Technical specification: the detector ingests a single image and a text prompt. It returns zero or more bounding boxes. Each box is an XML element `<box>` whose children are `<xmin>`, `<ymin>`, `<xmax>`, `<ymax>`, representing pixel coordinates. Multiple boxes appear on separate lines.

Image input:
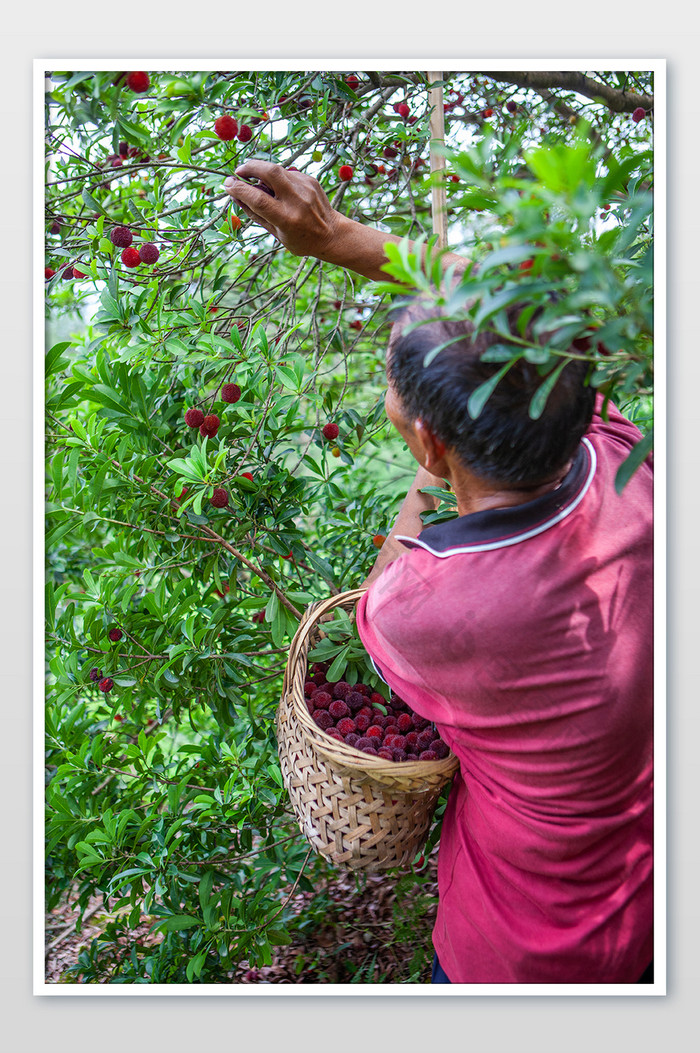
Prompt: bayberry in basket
<box><xmin>312</xmin><ymin>690</ymin><xmax>332</xmax><ymax>710</ymax></box>
<box><xmin>329</xmin><ymin>699</ymin><xmax>349</xmax><ymax>720</ymax></box>
<box><xmin>432</xmin><ymin>740</ymin><xmax>450</xmax><ymax>759</ymax></box>
<box><xmin>355</xmin><ymin>684</ymin><xmax>371</xmax><ymax>696</ymax></box>
<box><xmin>419</xmin><ymin>750</ymin><xmax>439</xmax><ymax>761</ymax></box>
<box><xmin>304</xmin><ymin>681</ymin><xmax>316</xmax><ymax>697</ymax></box>
<box><xmin>361</xmin><ymin>746</ymin><xmax>378</xmax><ymax>756</ymax></box>
<box><xmin>377</xmin><ymin>748</ymin><xmax>394</xmax><ymax>761</ymax></box>
<box><xmin>366</xmin><ymin>725</ymin><xmax>383</xmax><ymax>739</ymax></box>
<box><xmin>314</xmin><ymin>711</ymin><xmax>334</xmax><ymax>730</ymax></box>
<box><xmin>354</xmin><ymin>713</ymin><xmax>371</xmax><ymax>733</ymax></box>
<box><xmin>345</xmin><ymin>691</ymin><xmax>364</xmax><ymax>711</ymax></box>
<box><xmin>405</xmin><ymin>731</ymin><xmax>419</xmax><ymax>749</ymax></box>
<box><xmin>355</xmin><ymin>736</ymin><xmax>373</xmax><ymax>751</ymax></box>
<box><xmin>332</xmin><ymin>681</ymin><xmax>351</xmax><ymax>699</ymax></box>
<box><xmin>393</xmin><ymin>748</ymin><xmax>408</xmax><ymax>762</ymax></box>
<box><xmin>326</xmin><ymin>727</ymin><xmax>343</xmax><ymax>740</ymax></box>
<box><xmin>370</xmin><ymin>692</ymin><xmax>386</xmax><ymax>707</ymax></box>
<box><xmin>396</xmin><ymin>712</ymin><xmax>413</xmax><ymax>732</ymax></box>
<box><xmin>336</xmin><ymin>717</ymin><xmax>356</xmax><ymax>736</ymax></box>
<box><xmin>344</xmin><ymin>733</ymin><xmax>360</xmax><ymax>747</ymax></box>
<box><xmin>417</xmin><ymin>729</ymin><xmax>437</xmax><ymax>751</ymax></box>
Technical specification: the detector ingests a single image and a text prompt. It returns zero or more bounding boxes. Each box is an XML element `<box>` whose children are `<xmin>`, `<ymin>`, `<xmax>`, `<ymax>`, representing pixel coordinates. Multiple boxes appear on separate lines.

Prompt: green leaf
<box><xmin>614</xmin><ymin>428</ymin><xmax>653</xmax><ymax>494</ymax></box>
<box><xmin>82</xmin><ymin>187</ymin><xmax>108</xmax><ymax>216</ymax></box>
<box><xmin>46</xmin><ymin>341</ymin><xmax>72</xmax><ymax>377</ymax></box>
<box><xmin>467</xmin><ymin>356</ymin><xmax>522</xmax><ymax>419</ymax></box>
<box><xmin>528</xmin><ymin>360</ymin><xmax>567</xmax><ymax>420</ymax></box>
<box><xmin>153</xmin><ymin>914</ymin><xmax>201</xmax><ymax>933</ymax></box>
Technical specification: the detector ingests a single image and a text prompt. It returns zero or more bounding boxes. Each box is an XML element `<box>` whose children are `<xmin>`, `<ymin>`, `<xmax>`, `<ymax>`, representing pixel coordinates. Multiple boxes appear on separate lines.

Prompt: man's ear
<box><xmin>414</xmin><ymin>419</ymin><xmax>448</xmax><ymax>474</ymax></box>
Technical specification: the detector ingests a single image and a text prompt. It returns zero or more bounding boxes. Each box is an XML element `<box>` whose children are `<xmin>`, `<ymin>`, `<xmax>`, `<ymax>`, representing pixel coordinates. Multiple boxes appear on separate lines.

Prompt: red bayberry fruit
<box><xmin>221</xmin><ymin>383</ymin><xmax>241</xmax><ymax>403</ymax></box>
<box><xmin>333</xmin><ymin>682</ymin><xmax>351</xmax><ymax>699</ymax></box>
<box><xmin>229</xmin><ymin>214</ymin><xmax>242</xmax><ymax>232</ymax></box>
<box><xmin>312</xmin><ymin>691</ymin><xmax>332</xmax><ymax>710</ymax></box>
<box><xmin>336</xmin><ymin>717</ymin><xmax>356</xmax><ymax>736</ymax></box>
<box><xmin>506</xmin><ymin>101</ymin><xmax>517</xmax><ymax>113</ymax></box>
<box><xmin>349</xmin><ymin>320</ymin><xmax>363</xmax><ymax>331</ymax></box>
<box><xmin>314</xmin><ymin>710</ymin><xmax>334</xmax><ymax>730</ymax></box>
<box><xmin>98</xmin><ymin>677</ymin><xmax>114</xmax><ymax>693</ymax></box>
<box><xmin>345</xmin><ymin>74</ymin><xmax>360</xmax><ymax>90</ymax></box>
<box><xmin>126</xmin><ymin>71</ymin><xmax>150</xmax><ymax>93</ymax></box>
<box><xmin>240</xmin><ymin>471</ymin><xmax>254</xmax><ymax>481</ymax></box>
<box><xmin>139</xmin><ymin>242</ymin><xmax>160</xmax><ymax>264</ymax></box>
<box><xmin>210</xmin><ymin>488</ymin><xmax>229</xmax><ymax>508</ymax></box>
<box><xmin>111</xmin><ymin>226</ymin><xmax>133</xmax><ymax>251</ymax></box>
<box><xmin>238</xmin><ymin>124</ymin><xmax>253</xmax><ymax>143</ymax></box>
<box><xmin>62</xmin><ymin>266</ymin><xmax>74</xmax><ymax>279</ymax></box>
<box><xmin>304</xmin><ymin>681</ymin><xmax>316</xmax><ymax>697</ymax></box>
<box><xmin>632</xmin><ymin>107</ymin><xmax>646</xmax><ymax>123</ymax></box>
<box><xmin>396</xmin><ymin>713</ymin><xmax>413</xmax><ymax>732</ymax></box>
<box><xmin>483</xmin><ymin>108</ymin><xmax>493</xmax><ymax>118</ymax></box>
<box><xmin>372</xmin><ymin>534</ymin><xmax>386</xmax><ymax>548</ymax></box>
<box><xmin>214</xmin><ymin>115</ymin><xmax>238</xmax><ymax>140</ymax></box>
<box><xmin>338</xmin><ymin>165</ymin><xmax>354</xmax><ymax>181</ymax></box>
<box><xmin>329</xmin><ymin>699</ymin><xmax>350</xmax><ymax>720</ymax></box>
<box><xmin>121</xmin><ymin>247</ymin><xmax>141</xmax><ymax>268</ymax></box>
<box><xmin>344</xmin><ymin>733</ymin><xmax>360</xmax><ymax>748</ymax></box>
<box><xmin>108</xmin><ymin>627</ymin><xmax>123</xmax><ymax>642</ymax></box>
<box><xmin>432</xmin><ymin>740</ymin><xmax>450</xmax><ymax>759</ymax></box>
<box><xmin>419</xmin><ymin>750</ymin><xmax>438</xmax><ymax>761</ymax></box>
<box><xmin>392</xmin><ymin>748</ymin><xmax>407</xmax><ymax>762</ymax></box>
<box><xmin>200</xmin><ymin>414</ymin><xmax>220</xmax><ymax>437</ymax></box>
<box><xmin>45</xmin><ymin>267</ymin><xmax>55</xmax><ymax>279</ymax></box>
<box><xmin>89</xmin><ymin>667</ymin><xmax>102</xmax><ymax>682</ymax></box>
<box><xmin>366</xmin><ymin>725</ymin><xmax>383</xmax><ymax>739</ymax></box>
<box><xmin>322</xmin><ymin>422</ymin><xmax>339</xmax><ymax>440</ymax></box>
<box><xmin>383</xmin><ymin>145</ymin><xmax>398</xmax><ymax>159</ymax></box>
<box><xmin>185</xmin><ymin>408</ymin><xmax>205</xmax><ymax>428</ymax></box>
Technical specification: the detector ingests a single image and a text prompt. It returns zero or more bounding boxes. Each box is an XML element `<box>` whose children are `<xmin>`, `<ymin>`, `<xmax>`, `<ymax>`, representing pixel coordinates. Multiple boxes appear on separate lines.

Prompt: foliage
<box><xmin>43</xmin><ymin>68</ymin><xmax>654</xmax><ymax>983</ymax></box>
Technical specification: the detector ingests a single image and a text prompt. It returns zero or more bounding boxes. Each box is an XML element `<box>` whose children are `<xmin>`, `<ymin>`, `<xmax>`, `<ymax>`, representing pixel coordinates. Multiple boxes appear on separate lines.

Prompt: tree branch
<box><xmin>482</xmin><ymin>71</ymin><xmax>653</xmax><ymax>113</ymax></box>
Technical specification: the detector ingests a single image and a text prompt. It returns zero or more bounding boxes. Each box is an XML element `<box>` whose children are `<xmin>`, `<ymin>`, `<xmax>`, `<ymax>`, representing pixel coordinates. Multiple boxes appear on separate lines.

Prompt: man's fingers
<box><xmin>232</xmin><ymin>159</ymin><xmax>290</xmax><ymax>193</ymax></box>
<box><xmin>224</xmin><ymin>176</ymin><xmax>283</xmax><ymax>216</ymax></box>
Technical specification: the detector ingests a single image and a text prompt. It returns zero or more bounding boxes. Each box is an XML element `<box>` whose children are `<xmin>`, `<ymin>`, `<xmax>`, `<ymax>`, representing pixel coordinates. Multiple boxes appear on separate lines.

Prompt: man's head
<box><xmin>385</xmin><ymin>299</ymin><xmax>596</xmax><ymax>489</ymax></box>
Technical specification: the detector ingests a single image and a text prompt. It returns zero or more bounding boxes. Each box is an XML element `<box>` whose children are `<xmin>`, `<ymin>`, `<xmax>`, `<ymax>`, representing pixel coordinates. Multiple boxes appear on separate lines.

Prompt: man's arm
<box><xmin>223</xmin><ymin>160</ymin><xmax>468</xmax><ymax>283</ymax></box>
<box><xmin>362</xmin><ymin>466</ymin><xmax>447</xmax><ymax>587</ymax></box>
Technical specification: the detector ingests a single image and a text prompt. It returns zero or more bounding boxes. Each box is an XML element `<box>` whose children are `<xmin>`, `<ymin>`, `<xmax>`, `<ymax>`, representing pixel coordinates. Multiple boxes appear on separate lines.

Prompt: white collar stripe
<box><xmin>397</xmin><ymin>439</ymin><xmax>597</xmax><ymax>558</ymax></box>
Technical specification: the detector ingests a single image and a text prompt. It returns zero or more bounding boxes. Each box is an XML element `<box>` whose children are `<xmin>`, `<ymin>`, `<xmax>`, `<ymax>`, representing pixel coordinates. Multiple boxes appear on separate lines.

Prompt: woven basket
<box><xmin>276</xmin><ymin>588</ymin><xmax>459</xmax><ymax>872</ymax></box>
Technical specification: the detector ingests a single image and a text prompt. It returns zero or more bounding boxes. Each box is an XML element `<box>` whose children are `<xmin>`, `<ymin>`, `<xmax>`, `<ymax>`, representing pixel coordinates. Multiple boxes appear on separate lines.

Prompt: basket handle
<box><xmin>282</xmin><ymin>587</ymin><xmax>368</xmax><ymax>697</ymax></box>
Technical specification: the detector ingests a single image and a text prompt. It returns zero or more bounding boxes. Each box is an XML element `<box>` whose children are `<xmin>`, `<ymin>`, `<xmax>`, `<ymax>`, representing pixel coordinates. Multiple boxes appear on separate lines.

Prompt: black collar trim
<box><xmin>397</xmin><ymin>438</ymin><xmax>596</xmax><ymax>557</ymax></box>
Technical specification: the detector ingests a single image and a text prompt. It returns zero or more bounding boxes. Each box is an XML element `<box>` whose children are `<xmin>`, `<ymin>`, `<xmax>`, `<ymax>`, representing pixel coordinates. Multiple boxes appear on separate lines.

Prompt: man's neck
<box><xmin>450</xmin><ymin>461</ymin><xmax>573</xmax><ymax>517</ymax></box>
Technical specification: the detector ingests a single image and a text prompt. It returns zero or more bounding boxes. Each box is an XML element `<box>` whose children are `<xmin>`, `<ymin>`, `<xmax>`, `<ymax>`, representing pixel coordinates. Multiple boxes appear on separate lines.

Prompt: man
<box><xmin>225</xmin><ymin>162</ymin><xmax>654</xmax><ymax>985</ymax></box>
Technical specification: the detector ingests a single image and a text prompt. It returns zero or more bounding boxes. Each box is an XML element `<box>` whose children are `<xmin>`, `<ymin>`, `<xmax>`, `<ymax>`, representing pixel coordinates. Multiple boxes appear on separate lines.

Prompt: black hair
<box><xmin>386</xmin><ymin>300</ymin><xmax>596</xmax><ymax>488</ymax></box>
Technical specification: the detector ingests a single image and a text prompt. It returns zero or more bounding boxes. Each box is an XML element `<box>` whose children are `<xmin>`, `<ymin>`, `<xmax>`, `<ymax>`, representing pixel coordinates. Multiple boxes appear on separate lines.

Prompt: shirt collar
<box><xmin>397</xmin><ymin>438</ymin><xmax>596</xmax><ymax>557</ymax></box>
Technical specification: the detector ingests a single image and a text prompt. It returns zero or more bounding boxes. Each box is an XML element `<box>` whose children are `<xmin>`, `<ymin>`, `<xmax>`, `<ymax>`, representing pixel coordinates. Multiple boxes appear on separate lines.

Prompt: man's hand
<box><xmin>224</xmin><ymin>159</ymin><xmax>469</xmax><ymax>283</ymax></box>
<box><xmin>224</xmin><ymin>161</ymin><xmax>342</xmax><ymax>261</ymax></box>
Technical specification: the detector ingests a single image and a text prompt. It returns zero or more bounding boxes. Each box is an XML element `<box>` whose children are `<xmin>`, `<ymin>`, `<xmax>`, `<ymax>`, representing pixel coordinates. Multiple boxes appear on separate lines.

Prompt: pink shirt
<box><xmin>356</xmin><ymin>398</ymin><xmax>653</xmax><ymax>983</ymax></box>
